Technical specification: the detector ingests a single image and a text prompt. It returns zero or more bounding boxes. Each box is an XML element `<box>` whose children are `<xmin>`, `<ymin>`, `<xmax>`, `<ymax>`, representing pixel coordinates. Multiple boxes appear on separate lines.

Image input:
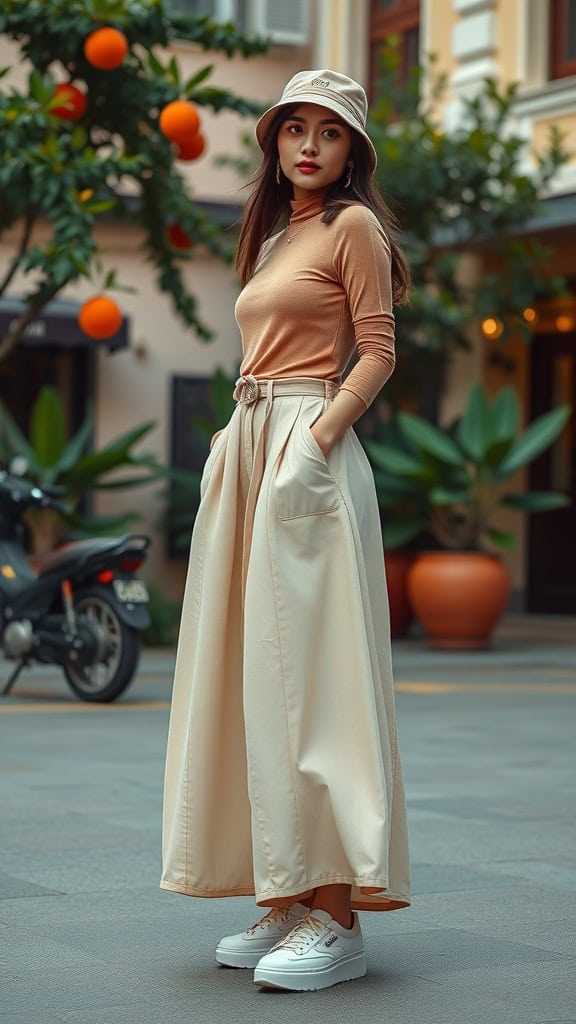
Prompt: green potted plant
<box><xmin>0</xmin><ymin>386</ymin><xmax>159</xmax><ymax>555</ymax></box>
<box><xmin>364</xmin><ymin>384</ymin><xmax>571</xmax><ymax>648</ymax></box>
<box><xmin>361</xmin><ymin>418</ymin><xmax>427</xmax><ymax>637</ymax></box>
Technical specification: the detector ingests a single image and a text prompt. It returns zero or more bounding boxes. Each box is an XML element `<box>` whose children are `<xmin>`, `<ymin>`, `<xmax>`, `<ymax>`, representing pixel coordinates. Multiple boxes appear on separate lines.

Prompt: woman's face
<box><xmin>276</xmin><ymin>102</ymin><xmax>352</xmax><ymax>198</ymax></box>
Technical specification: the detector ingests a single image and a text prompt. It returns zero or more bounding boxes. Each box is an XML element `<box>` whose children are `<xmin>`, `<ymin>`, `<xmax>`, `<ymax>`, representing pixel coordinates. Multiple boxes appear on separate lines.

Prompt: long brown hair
<box><xmin>235</xmin><ymin>104</ymin><xmax>410</xmax><ymax>305</ymax></box>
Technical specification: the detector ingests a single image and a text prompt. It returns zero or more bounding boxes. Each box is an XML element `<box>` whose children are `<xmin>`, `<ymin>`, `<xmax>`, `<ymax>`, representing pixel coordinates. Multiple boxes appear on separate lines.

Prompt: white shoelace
<box><xmin>272</xmin><ymin>912</ymin><xmax>326</xmax><ymax>954</ymax></box>
<box><xmin>246</xmin><ymin>907</ymin><xmax>294</xmax><ymax>933</ymax></box>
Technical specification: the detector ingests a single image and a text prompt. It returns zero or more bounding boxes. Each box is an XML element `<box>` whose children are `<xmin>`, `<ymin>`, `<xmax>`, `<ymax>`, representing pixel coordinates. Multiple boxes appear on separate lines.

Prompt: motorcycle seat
<box><xmin>36</xmin><ymin>536</ymin><xmax>135</xmax><ymax>577</ymax></box>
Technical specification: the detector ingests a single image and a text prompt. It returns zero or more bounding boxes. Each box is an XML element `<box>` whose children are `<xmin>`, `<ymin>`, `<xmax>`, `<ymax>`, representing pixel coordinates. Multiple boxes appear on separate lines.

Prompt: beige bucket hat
<box><xmin>256</xmin><ymin>69</ymin><xmax>377</xmax><ymax>173</ymax></box>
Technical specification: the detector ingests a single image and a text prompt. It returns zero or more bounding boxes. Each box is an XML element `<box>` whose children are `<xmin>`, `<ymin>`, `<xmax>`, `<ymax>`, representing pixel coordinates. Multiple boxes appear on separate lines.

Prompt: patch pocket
<box><xmin>274</xmin><ymin>415</ymin><xmax>341</xmax><ymax>521</ymax></box>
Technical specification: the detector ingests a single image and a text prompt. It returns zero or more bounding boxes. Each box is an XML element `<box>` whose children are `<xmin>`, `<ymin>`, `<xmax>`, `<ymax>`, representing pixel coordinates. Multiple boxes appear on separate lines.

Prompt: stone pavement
<box><xmin>1</xmin><ymin>614</ymin><xmax>575</xmax><ymax>1024</ymax></box>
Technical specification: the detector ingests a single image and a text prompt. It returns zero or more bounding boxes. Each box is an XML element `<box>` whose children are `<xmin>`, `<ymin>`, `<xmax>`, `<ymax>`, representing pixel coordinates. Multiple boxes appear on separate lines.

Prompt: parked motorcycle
<box><xmin>0</xmin><ymin>468</ymin><xmax>150</xmax><ymax>702</ymax></box>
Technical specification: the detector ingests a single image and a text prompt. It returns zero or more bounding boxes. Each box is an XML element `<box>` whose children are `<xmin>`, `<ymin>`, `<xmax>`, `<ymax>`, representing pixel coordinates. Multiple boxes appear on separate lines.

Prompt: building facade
<box><xmin>1</xmin><ymin>0</ymin><xmax>574</xmax><ymax>609</ymax></box>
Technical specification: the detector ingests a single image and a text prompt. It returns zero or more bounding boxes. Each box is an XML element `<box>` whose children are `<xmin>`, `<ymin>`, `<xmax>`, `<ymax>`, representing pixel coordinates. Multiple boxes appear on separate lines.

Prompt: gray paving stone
<box><xmin>1</xmin><ymin>621</ymin><xmax>575</xmax><ymax>1024</ymax></box>
<box><xmin>0</xmin><ymin>848</ymin><xmax>162</xmax><ymax>896</ymax></box>
<box><xmin>423</xmin><ymin>960</ymin><xmax>576</xmax><ymax>1017</ymax></box>
<box><xmin>364</xmin><ymin>927</ymin><xmax>570</xmax><ymax>975</ymax></box>
<box><xmin>410</xmin><ymin>861</ymin><xmax>519</xmax><ymax>893</ymax></box>
<box><xmin>0</xmin><ymin>1016</ymin><xmax>63</xmax><ymax>1024</ymax></box>
<box><xmin>0</xmin><ymin>873</ymin><xmax>62</xmax><ymax>900</ymax></box>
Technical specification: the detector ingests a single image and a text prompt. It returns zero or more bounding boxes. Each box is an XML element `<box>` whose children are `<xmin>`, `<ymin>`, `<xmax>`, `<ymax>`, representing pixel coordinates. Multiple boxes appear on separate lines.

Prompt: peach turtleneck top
<box><xmin>234</xmin><ymin>190</ymin><xmax>396</xmax><ymax>409</ymax></box>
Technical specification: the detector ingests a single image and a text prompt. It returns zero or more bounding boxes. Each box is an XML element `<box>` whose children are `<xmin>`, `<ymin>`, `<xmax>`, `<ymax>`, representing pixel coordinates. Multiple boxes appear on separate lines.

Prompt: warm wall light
<box><xmin>523</xmin><ymin>307</ymin><xmax>537</xmax><ymax>323</ymax></box>
<box><xmin>481</xmin><ymin>316</ymin><xmax>504</xmax><ymax>338</ymax></box>
<box><xmin>555</xmin><ymin>315</ymin><xmax>575</xmax><ymax>332</ymax></box>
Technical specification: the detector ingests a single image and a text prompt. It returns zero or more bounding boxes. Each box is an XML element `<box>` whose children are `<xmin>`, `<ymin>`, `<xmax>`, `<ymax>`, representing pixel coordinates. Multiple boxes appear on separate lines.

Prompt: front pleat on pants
<box><xmin>161</xmin><ymin>377</ymin><xmax>411</xmax><ymax>912</ymax></box>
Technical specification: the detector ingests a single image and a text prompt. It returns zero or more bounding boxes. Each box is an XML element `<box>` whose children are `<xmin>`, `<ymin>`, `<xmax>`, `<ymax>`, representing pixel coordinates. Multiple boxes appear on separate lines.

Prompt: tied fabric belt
<box><xmin>233</xmin><ymin>374</ymin><xmax>339</xmax><ymax>406</ymax></box>
<box><xmin>232</xmin><ymin>375</ymin><xmax>340</xmax><ymax>594</ymax></box>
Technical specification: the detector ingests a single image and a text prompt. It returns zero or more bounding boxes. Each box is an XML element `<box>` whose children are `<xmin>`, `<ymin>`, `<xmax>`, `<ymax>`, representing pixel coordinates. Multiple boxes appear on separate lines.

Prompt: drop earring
<box><xmin>276</xmin><ymin>159</ymin><xmax>281</xmax><ymax>185</ymax></box>
<box><xmin>344</xmin><ymin>164</ymin><xmax>353</xmax><ymax>189</ymax></box>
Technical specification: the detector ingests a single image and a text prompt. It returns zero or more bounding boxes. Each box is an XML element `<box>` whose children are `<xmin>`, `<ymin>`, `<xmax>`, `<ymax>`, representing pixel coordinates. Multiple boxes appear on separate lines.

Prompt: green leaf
<box><xmin>43</xmin><ymin>134</ymin><xmax>60</xmax><ymax>159</ymax></box>
<box><xmin>372</xmin><ymin>470</ymin><xmax>422</xmax><ymax>502</ymax></box>
<box><xmin>398</xmin><ymin>412</ymin><xmax>465</xmax><ymax>466</ymax></box>
<box><xmin>84</xmin><ymin>199</ymin><xmax>117</xmax><ymax>214</ymax></box>
<box><xmin>482</xmin><ymin>437</ymin><xmax>514</xmax><ymax>470</ymax></box>
<box><xmin>382</xmin><ymin>518</ymin><xmax>426</xmax><ymax>549</ymax></box>
<box><xmin>185</xmin><ymin>64</ymin><xmax>213</xmax><ymax>92</ymax></box>
<box><xmin>65</xmin><ymin>422</ymin><xmax>157</xmax><ymax>491</ymax></box>
<box><xmin>93</xmin><ymin>421</ymin><xmax>157</xmax><ymax>456</ymax></box>
<box><xmin>429</xmin><ymin>487</ymin><xmax>472</xmax><ymax>505</ymax></box>
<box><xmin>147</xmin><ymin>51</ymin><xmax>165</xmax><ymax>76</ymax></box>
<box><xmin>91</xmin><ymin>472</ymin><xmax>159</xmax><ymax>490</ymax></box>
<box><xmin>364</xmin><ymin>440</ymin><xmax>431</xmax><ymax>478</ymax></box>
<box><xmin>502</xmin><ymin>491</ymin><xmax>571</xmax><ymax>511</ymax></box>
<box><xmin>70</xmin><ymin>125</ymin><xmax>87</xmax><ymax>150</ymax></box>
<box><xmin>29</xmin><ymin>69</ymin><xmax>52</xmax><ymax>104</ymax></box>
<box><xmin>168</xmin><ymin>56</ymin><xmax>180</xmax><ymax>87</ymax></box>
<box><xmin>491</xmin><ymin>387</ymin><xmax>519</xmax><ymax>442</ymax></box>
<box><xmin>498</xmin><ymin>405</ymin><xmax>571</xmax><ymax>477</ymax></box>
<box><xmin>457</xmin><ymin>384</ymin><xmax>493</xmax><ymax>461</ymax></box>
<box><xmin>30</xmin><ymin>387</ymin><xmax>66</xmax><ymax>467</ymax></box>
<box><xmin>57</xmin><ymin>412</ymin><xmax>94</xmax><ymax>475</ymax></box>
<box><xmin>0</xmin><ymin>403</ymin><xmax>39</xmax><ymax>473</ymax></box>
<box><xmin>487</xmin><ymin>527</ymin><xmax>517</xmax><ymax>549</ymax></box>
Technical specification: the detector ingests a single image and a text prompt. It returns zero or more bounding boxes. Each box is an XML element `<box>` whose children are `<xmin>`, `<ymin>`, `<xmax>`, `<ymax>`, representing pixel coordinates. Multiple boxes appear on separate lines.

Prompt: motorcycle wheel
<box><xmin>63</xmin><ymin>587</ymin><xmax>141</xmax><ymax>703</ymax></box>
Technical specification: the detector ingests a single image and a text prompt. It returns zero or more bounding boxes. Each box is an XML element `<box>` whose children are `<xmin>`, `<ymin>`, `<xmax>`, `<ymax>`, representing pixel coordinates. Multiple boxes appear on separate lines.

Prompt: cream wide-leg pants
<box><xmin>160</xmin><ymin>376</ymin><xmax>411</xmax><ymax>912</ymax></box>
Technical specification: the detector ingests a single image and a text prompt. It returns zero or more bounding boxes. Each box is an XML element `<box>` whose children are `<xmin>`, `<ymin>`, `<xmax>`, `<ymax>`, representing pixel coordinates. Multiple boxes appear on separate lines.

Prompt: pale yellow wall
<box><xmin>426</xmin><ymin>0</ymin><xmax>457</xmax><ymax>76</ymax></box>
<box><xmin>424</xmin><ymin>0</ymin><xmax>458</xmax><ymax>115</ymax></box>
<box><xmin>170</xmin><ymin>44</ymin><xmax>310</xmax><ymax>202</ymax></box>
<box><xmin>496</xmin><ymin>0</ymin><xmax>521</xmax><ymax>86</ymax></box>
<box><xmin>533</xmin><ymin>112</ymin><xmax>576</xmax><ymax>158</ymax></box>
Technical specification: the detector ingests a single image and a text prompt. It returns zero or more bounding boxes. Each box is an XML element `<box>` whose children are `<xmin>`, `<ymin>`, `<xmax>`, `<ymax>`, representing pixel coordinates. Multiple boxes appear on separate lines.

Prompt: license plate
<box><xmin>112</xmin><ymin>579</ymin><xmax>149</xmax><ymax>603</ymax></box>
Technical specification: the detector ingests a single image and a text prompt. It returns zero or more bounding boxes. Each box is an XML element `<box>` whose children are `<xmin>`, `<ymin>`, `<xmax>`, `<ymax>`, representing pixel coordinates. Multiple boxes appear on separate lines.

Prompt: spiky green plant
<box><xmin>365</xmin><ymin>384</ymin><xmax>571</xmax><ymax>551</ymax></box>
<box><xmin>0</xmin><ymin>385</ymin><xmax>159</xmax><ymax>553</ymax></box>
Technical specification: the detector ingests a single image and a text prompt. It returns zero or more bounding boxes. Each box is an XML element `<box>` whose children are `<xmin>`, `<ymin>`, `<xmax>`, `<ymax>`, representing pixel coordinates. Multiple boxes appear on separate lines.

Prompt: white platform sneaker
<box><xmin>253</xmin><ymin>908</ymin><xmax>367</xmax><ymax>991</ymax></box>
<box><xmin>215</xmin><ymin>903</ymin><xmax>309</xmax><ymax>968</ymax></box>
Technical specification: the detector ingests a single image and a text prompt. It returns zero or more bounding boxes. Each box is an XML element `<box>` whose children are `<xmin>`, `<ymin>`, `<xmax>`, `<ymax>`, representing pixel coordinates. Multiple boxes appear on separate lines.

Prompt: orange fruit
<box><xmin>78</xmin><ymin>295</ymin><xmax>123</xmax><ymax>339</ymax></box>
<box><xmin>167</xmin><ymin>223</ymin><xmax>193</xmax><ymax>250</ymax></box>
<box><xmin>159</xmin><ymin>100</ymin><xmax>200</xmax><ymax>143</ymax></box>
<box><xmin>84</xmin><ymin>27</ymin><xmax>128</xmax><ymax>70</ymax></box>
<box><xmin>174</xmin><ymin>132</ymin><xmax>205</xmax><ymax>161</ymax></box>
<box><xmin>51</xmin><ymin>83</ymin><xmax>88</xmax><ymax>121</ymax></box>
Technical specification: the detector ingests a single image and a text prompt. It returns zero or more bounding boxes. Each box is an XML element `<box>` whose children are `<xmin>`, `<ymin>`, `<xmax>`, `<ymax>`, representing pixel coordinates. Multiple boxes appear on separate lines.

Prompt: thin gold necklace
<box><xmin>286</xmin><ymin>212</ymin><xmax>320</xmax><ymax>244</ymax></box>
<box><xmin>286</xmin><ymin>223</ymin><xmax>306</xmax><ymax>244</ymax></box>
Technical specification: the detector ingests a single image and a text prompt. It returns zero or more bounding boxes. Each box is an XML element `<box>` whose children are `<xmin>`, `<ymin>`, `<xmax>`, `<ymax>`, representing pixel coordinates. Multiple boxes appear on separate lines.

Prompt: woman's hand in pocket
<box><xmin>309</xmin><ymin>420</ymin><xmax>333</xmax><ymax>457</ymax></box>
<box><xmin>310</xmin><ymin>390</ymin><xmax>367</xmax><ymax>457</ymax></box>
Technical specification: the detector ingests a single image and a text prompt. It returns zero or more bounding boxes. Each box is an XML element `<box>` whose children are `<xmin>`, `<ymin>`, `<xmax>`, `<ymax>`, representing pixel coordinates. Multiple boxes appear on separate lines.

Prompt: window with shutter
<box><xmin>169</xmin><ymin>0</ymin><xmax>219</xmax><ymax>15</ymax></box>
<box><xmin>550</xmin><ymin>0</ymin><xmax>576</xmax><ymax>79</ymax></box>
<box><xmin>252</xmin><ymin>0</ymin><xmax>309</xmax><ymax>44</ymax></box>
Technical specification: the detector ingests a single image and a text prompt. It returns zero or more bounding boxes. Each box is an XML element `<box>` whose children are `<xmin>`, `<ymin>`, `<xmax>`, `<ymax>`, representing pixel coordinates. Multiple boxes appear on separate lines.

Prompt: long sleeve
<box><xmin>332</xmin><ymin>206</ymin><xmax>396</xmax><ymax>409</ymax></box>
<box><xmin>235</xmin><ymin>195</ymin><xmax>397</xmax><ymax>405</ymax></box>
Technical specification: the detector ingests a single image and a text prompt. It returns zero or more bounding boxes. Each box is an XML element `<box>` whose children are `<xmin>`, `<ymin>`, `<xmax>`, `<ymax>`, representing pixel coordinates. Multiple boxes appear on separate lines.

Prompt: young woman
<box><xmin>161</xmin><ymin>69</ymin><xmax>411</xmax><ymax>992</ymax></box>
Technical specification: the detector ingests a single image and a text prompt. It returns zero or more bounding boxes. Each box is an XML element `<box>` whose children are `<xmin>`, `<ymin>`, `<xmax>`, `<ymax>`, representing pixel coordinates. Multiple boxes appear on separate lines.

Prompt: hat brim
<box><xmin>256</xmin><ymin>96</ymin><xmax>377</xmax><ymax>174</ymax></box>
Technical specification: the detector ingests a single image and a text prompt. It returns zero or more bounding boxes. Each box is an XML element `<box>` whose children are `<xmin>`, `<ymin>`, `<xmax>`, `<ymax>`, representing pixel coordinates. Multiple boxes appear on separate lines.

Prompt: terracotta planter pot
<box><xmin>407</xmin><ymin>551</ymin><xmax>511</xmax><ymax>649</ymax></box>
<box><xmin>384</xmin><ymin>549</ymin><xmax>415</xmax><ymax>638</ymax></box>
